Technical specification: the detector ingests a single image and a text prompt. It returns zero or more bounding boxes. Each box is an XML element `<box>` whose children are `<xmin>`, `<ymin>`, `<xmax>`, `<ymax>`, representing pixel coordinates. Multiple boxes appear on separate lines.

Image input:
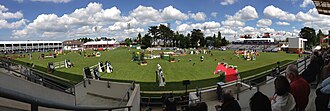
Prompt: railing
<box><xmin>0</xmin><ymin>58</ymin><xmax>75</xmax><ymax>95</ymax></box>
<box><xmin>241</xmin><ymin>56</ymin><xmax>310</xmax><ymax>91</ymax></box>
<box><xmin>0</xmin><ymin>87</ymin><xmax>132</xmax><ymax>111</ymax></box>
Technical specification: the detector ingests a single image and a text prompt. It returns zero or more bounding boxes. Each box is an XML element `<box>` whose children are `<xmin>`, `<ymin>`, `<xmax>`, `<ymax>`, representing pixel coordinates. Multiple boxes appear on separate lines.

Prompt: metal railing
<box><xmin>0</xmin><ymin>87</ymin><xmax>132</xmax><ymax>111</ymax></box>
<box><xmin>0</xmin><ymin>58</ymin><xmax>75</xmax><ymax>95</ymax></box>
<box><xmin>241</xmin><ymin>56</ymin><xmax>311</xmax><ymax>91</ymax></box>
<box><xmin>0</xmin><ymin>58</ymin><xmax>136</xmax><ymax>111</ymax></box>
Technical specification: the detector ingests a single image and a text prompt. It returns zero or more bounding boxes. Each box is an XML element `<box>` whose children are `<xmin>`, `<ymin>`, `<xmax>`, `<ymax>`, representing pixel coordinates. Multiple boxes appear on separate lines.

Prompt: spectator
<box><xmin>301</xmin><ymin>55</ymin><xmax>322</xmax><ymax>83</ymax></box>
<box><xmin>315</xmin><ymin>76</ymin><xmax>330</xmax><ymax>111</ymax></box>
<box><xmin>249</xmin><ymin>91</ymin><xmax>271</xmax><ymax>111</ymax></box>
<box><xmin>270</xmin><ymin>76</ymin><xmax>296</xmax><ymax>111</ymax></box>
<box><xmin>215</xmin><ymin>90</ymin><xmax>241</xmax><ymax>111</ymax></box>
<box><xmin>164</xmin><ymin>93</ymin><xmax>177</xmax><ymax>111</ymax></box>
<box><xmin>286</xmin><ymin>64</ymin><xmax>310</xmax><ymax>111</ymax></box>
<box><xmin>216</xmin><ymin>82</ymin><xmax>223</xmax><ymax>101</ymax></box>
<box><xmin>321</xmin><ymin>60</ymin><xmax>330</xmax><ymax>81</ymax></box>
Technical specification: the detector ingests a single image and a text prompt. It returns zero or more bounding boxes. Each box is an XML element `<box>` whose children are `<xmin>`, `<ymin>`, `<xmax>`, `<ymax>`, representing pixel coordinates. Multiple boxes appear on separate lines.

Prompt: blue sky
<box><xmin>0</xmin><ymin>0</ymin><xmax>328</xmax><ymax>41</ymax></box>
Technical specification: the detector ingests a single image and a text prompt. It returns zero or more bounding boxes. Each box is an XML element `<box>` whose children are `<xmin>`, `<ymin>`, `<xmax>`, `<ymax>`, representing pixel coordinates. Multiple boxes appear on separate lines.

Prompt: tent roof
<box><xmin>312</xmin><ymin>0</ymin><xmax>330</xmax><ymax>15</ymax></box>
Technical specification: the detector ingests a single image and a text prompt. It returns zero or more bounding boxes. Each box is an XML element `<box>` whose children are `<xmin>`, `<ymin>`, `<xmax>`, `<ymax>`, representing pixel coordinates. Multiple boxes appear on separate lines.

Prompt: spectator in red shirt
<box><xmin>286</xmin><ymin>64</ymin><xmax>310</xmax><ymax>111</ymax></box>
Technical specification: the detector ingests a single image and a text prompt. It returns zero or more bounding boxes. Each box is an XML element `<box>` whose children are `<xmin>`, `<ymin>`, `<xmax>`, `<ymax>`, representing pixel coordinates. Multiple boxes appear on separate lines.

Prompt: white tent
<box><xmin>314</xmin><ymin>46</ymin><xmax>321</xmax><ymax>50</ymax></box>
<box><xmin>281</xmin><ymin>44</ymin><xmax>288</xmax><ymax>48</ymax></box>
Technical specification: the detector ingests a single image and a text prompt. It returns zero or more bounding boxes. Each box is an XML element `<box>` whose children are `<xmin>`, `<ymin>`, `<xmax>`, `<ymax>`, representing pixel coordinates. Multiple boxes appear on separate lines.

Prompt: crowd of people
<box><xmin>158</xmin><ymin>49</ymin><xmax>330</xmax><ymax>111</ymax></box>
<box><xmin>212</xmin><ymin>48</ymin><xmax>330</xmax><ymax>111</ymax></box>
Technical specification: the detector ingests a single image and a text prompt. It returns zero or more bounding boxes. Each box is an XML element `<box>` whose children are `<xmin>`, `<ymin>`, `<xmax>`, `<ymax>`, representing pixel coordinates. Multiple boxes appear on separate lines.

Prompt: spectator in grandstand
<box><xmin>185</xmin><ymin>102</ymin><xmax>208</xmax><ymax>111</ymax></box>
<box><xmin>249</xmin><ymin>91</ymin><xmax>271</xmax><ymax>111</ymax></box>
<box><xmin>321</xmin><ymin>60</ymin><xmax>330</xmax><ymax>81</ymax></box>
<box><xmin>315</xmin><ymin>76</ymin><xmax>330</xmax><ymax>111</ymax></box>
<box><xmin>215</xmin><ymin>90</ymin><xmax>241</xmax><ymax>111</ymax></box>
<box><xmin>164</xmin><ymin>93</ymin><xmax>177</xmax><ymax>111</ymax></box>
<box><xmin>301</xmin><ymin>55</ymin><xmax>322</xmax><ymax>83</ymax></box>
<box><xmin>216</xmin><ymin>83</ymin><xmax>223</xmax><ymax>101</ymax></box>
<box><xmin>270</xmin><ymin>76</ymin><xmax>296</xmax><ymax>111</ymax></box>
<box><xmin>286</xmin><ymin>64</ymin><xmax>310</xmax><ymax>111</ymax></box>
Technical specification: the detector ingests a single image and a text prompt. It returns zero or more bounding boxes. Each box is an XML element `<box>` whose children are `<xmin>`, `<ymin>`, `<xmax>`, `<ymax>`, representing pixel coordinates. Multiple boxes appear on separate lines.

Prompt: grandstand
<box><xmin>0</xmin><ymin>41</ymin><xmax>62</xmax><ymax>54</ymax></box>
<box><xmin>0</xmin><ymin>58</ymin><xmax>140</xmax><ymax>111</ymax></box>
<box><xmin>227</xmin><ymin>38</ymin><xmax>279</xmax><ymax>52</ymax></box>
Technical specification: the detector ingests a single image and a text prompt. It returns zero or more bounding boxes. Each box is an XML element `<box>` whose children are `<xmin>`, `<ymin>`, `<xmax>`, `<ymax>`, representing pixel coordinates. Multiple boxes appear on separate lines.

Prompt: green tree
<box><xmin>191</xmin><ymin>29</ymin><xmax>204</xmax><ymax>48</ymax></box>
<box><xmin>148</xmin><ymin>26</ymin><xmax>159</xmax><ymax>46</ymax></box>
<box><xmin>142</xmin><ymin>34</ymin><xmax>152</xmax><ymax>47</ymax></box>
<box><xmin>124</xmin><ymin>38</ymin><xmax>132</xmax><ymax>47</ymax></box>
<box><xmin>221</xmin><ymin>37</ymin><xmax>230</xmax><ymax>46</ymax></box>
<box><xmin>137</xmin><ymin>33</ymin><xmax>142</xmax><ymax>45</ymax></box>
<box><xmin>299</xmin><ymin>27</ymin><xmax>316</xmax><ymax>48</ymax></box>
<box><xmin>317</xmin><ymin>29</ymin><xmax>324</xmax><ymax>45</ymax></box>
<box><xmin>158</xmin><ymin>24</ymin><xmax>174</xmax><ymax>47</ymax></box>
<box><xmin>205</xmin><ymin>36</ymin><xmax>214</xmax><ymax>47</ymax></box>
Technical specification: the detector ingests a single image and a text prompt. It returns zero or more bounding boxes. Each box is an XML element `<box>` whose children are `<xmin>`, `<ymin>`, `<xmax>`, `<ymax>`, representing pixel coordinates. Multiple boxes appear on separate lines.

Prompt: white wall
<box><xmin>74</xmin><ymin>79</ymin><xmax>140</xmax><ymax>110</ymax></box>
<box><xmin>0</xmin><ymin>72</ymin><xmax>75</xmax><ymax>105</ymax></box>
<box><xmin>288</xmin><ymin>38</ymin><xmax>299</xmax><ymax>48</ymax></box>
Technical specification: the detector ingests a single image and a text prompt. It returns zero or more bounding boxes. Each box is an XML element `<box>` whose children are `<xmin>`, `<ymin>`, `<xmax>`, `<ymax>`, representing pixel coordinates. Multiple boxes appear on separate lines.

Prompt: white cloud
<box><xmin>11</xmin><ymin>3</ymin><xmax>192</xmax><ymax>40</ymax></box>
<box><xmin>229</xmin><ymin>5</ymin><xmax>258</xmax><ymax>21</ymax></box>
<box><xmin>31</xmin><ymin>0</ymin><xmax>71</xmax><ymax>3</ymax></box>
<box><xmin>220</xmin><ymin>0</ymin><xmax>237</xmax><ymax>5</ymax></box>
<box><xmin>175</xmin><ymin>21</ymin><xmax>221</xmax><ymax>36</ymax></box>
<box><xmin>239</xmin><ymin>26</ymin><xmax>256</xmax><ymax>35</ymax></box>
<box><xmin>256</xmin><ymin>19</ymin><xmax>272</xmax><ymax>27</ymax></box>
<box><xmin>0</xmin><ymin>4</ymin><xmax>27</xmax><ymax>29</ymax></box>
<box><xmin>221</xmin><ymin>20</ymin><xmax>245</xmax><ymax>27</ymax></box>
<box><xmin>263</xmin><ymin>5</ymin><xmax>296</xmax><ymax>21</ymax></box>
<box><xmin>211</xmin><ymin>12</ymin><xmax>218</xmax><ymax>18</ymax></box>
<box><xmin>300</xmin><ymin>0</ymin><xmax>313</xmax><ymax>8</ymax></box>
<box><xmin>175</xmin><ymin>20</ymin><xmax>182</xmax><ymax>25</ymax></box>
<box><xmin>0</xmin><ymin>19</ymin><xmax>28</xmax><ymax>29</ymax></box>
<box><xmin>161</xmin><ymin>6</ymin><xmax>189</xmax><ymax>21</ymax></box>
<box><xmin>295</xmin><ymin>8</ymin><xmax>330</xmax><ymax>33</ymax></box>
<box><xmin>0</xmin><ymin>5</ymin><xmax>8</xmax><ymax>12</ymax></box>
<box><xmin>190</xmin><ymin>12</ymin><xmax>207</xmax><ymax>21</ymax></box>
<box><xmin>276</xmin><ymin>21</ymin><xmax>290</xmax><ymax>26</ymax></box>
<box><xmin>220</xmin><ymin>6</ymin><xmax>257</xmax><ymax>29</ymax></box>
<box><xmin>259</xmin><ymin>27</ymin><xmax>276</xmax><ymax>33</ymax></box>
<box><xmin>13</xmin><ymin>0</ymin><xmax>24</xmax><ymax>3</ymax></box>
<box><xmin>130</xmin><ymin>5</ymin><xmax>161</xmax><ymax>24</ymax></box>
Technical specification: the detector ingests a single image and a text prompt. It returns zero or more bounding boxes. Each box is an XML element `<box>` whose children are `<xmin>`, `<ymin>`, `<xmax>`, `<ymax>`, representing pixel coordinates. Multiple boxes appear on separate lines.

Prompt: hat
<box><xmin>217</xmin><ymin>82</ymin><xmax>224</xmax><ymax>86</ymax></box>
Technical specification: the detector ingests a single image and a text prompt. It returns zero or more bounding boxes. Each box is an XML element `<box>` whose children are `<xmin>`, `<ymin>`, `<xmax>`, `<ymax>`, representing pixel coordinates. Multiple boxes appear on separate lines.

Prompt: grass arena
<box><xmin>7</xmin><ymin>47</ymin><xmax>298</xmax><ymax>92</ymax></box>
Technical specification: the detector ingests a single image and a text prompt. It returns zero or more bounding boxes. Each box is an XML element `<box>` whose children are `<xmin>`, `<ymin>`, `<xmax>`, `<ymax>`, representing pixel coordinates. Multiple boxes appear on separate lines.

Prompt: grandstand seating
<box><xmin>226</xmin><ymin>44</ymin><xmax>278</xmax><ymax>52</ymax></box>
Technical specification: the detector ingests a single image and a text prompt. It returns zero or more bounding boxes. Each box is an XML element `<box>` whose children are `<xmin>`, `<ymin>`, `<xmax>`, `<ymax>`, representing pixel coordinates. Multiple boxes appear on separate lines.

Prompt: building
<box><xmin>235</xmin><ymin>38</ymin><xmax>275</xmax><ymax>44</ymax></box>
<box><xmin>0</xmin><ymin>41</ymin><xmax>62</xmax><ymax>53</ymax></box>
<box><xmin>288</xmin><ymin>38</ymin><xmax>307</xmax><ymax>53</ymax></box>
<box><xmin>63</xmin><ymin>40</ymin><xmax>84</xmax><ymax>51</ymax></box>
<box><xmin>83</xmin><ymin>37</ymin><xmax>119</xmax><ymax>50</ymax></box>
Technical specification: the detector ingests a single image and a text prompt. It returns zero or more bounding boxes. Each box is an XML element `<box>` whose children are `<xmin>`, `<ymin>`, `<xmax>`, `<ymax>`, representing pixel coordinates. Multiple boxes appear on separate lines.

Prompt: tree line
<box><xmin>127</xmin><ymin>24</ymin><xmax>229</xmax><ymax>48</ymax></box>
<box><xmin>299</xmin><ymin>27</ymin><xmax>330</xmax><ymax>48</ymax></box>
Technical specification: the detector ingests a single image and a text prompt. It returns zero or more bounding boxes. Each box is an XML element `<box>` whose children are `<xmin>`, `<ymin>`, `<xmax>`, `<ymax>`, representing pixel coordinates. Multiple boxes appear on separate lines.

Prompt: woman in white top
<box><xmin>270</xmin><ymin>76</ymin><xmax>296</xmax><ymax>111</ymax></box>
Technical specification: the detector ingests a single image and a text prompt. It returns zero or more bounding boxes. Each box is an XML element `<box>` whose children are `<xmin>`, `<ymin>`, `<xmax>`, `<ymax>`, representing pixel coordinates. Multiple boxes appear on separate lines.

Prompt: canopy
<box><xmin>314</xmin><ymin>46</ymin><xmax>322</xmax><ymax>50</ymax></box>
<box><xmin>281</xmin><ymin>44</ymin><xmax>288</xmax><ymax>48</ymax></box>
<box><xmin>214</xmin><ymin>63</ymin><xmax>238</xmax><ymax>82</ymax></box>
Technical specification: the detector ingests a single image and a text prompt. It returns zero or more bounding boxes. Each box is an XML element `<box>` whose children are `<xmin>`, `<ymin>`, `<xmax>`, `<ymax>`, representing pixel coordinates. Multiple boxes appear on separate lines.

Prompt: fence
<box><xmin>0</xmin><ymin>58</ymin><xmax>137</xmax><ymax>111</ymax></box>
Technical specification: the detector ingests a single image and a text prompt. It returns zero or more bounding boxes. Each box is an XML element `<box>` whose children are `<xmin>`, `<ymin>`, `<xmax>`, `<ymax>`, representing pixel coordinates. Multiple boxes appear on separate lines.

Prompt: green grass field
<box><xmin>13</xmin><ymin>47</ymin><xmax>298</xmax><ymax>91</ymax></box>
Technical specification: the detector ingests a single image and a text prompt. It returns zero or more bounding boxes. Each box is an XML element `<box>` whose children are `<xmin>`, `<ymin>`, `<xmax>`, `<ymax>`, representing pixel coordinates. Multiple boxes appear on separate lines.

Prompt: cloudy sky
<box><xmin>0</xmin><ymin>0</ymin><xmax>329</xmax><ymax>41</ymax></box>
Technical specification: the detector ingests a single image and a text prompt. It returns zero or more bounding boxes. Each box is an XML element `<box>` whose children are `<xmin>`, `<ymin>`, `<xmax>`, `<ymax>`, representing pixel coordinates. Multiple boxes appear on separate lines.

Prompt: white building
<box><xmin>236</xmin><ymin>38</ymin><xmax>275</xmax><ymax>44</ymax></box>
<box><xmin>288</xmin><ymin>38</ymin><xmax>307</xmax><ymax>53</ymax></box>
<box><xmin>83</xmin><ymin>38</ymin><xmax>119</xmax><ymax>50</ymax></box>
<box><xmin>0</xmin><ymin>41</ymin><xmax>62</xmax><ymax>53</ymax></box>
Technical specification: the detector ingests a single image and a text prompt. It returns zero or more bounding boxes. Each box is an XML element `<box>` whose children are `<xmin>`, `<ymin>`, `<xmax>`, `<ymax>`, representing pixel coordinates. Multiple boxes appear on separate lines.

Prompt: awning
<box><xmin>312</xmin><ymin>0</ymin><xmax>330</xmax><ymax>15</ymax></box>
